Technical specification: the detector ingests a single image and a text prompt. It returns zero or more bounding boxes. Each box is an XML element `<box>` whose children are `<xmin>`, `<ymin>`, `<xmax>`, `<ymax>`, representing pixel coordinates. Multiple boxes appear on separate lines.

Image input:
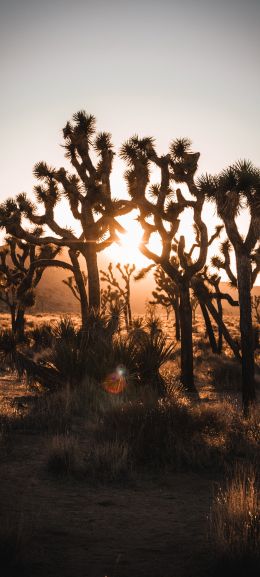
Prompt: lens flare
<box><xmin>102</xmin><ymin>365</ymin><xmax>127</xmax><ymax>395</ymax></box>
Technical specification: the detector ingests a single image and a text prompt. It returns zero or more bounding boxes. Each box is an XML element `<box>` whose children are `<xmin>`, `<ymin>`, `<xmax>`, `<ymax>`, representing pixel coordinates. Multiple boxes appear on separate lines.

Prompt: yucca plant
<box><xmin>131</xmin><ymin>327</ymin><xmax>175</xmax><ymax>396</ymax></box>
<box><xmin>30</xmin><ymin>323</ymin><xmax>54</xmax><ymax>351</ymax></box>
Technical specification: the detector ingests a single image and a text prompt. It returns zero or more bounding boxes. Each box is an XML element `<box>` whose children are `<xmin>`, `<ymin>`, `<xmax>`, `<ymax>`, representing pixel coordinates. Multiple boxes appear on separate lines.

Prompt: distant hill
<box><xmin>0</xmin><ymin>254</ymin><xmax>259</xmax><ymax>316</ymax></box>
<box><xmin>33</xmin><ymin>255</ymin><xmax>154</xmax><ymax>314</ymax></box>
<box><xmin>32</xmin><ymin>270</ymin><xmax>260</xmax><ymax>316</ymax></box>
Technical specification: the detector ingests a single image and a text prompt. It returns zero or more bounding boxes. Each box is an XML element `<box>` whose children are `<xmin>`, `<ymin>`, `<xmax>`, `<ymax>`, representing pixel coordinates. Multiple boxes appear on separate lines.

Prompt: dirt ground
<box><xmin>0</xmin><ymin>436</ymin><xmax>213</xmax><ymax>577</ymax></box>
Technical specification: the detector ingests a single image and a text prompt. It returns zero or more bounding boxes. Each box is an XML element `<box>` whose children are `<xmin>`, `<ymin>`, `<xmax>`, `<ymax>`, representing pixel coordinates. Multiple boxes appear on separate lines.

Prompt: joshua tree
<box><xmin>191</xmin><ymin>294</ymin><xmax>199</xmax><ymax>325</ymax></box>
<box><xmin>135</xmin><ymin>264</ymin><xmax>181</xmax><ymax>340</ymax></box>
<box><xmin>100</xmin><ymin>284</ymin><xmax>124</xmax><ymax>318</ymax></box>
<box><xmin>100</xmin><ymin>262</ymin><xmax>135</xmax><ymax>329</ymax></box>
<box><xmin>198</xmin><ymin>161</ymin><xmax>260</xmax><ymax>413</ymax></box>
<box><xmin>0</xmin><ymin>237</ymin><xmax>73</xmax><ymax>338</ymax></box>
<box><xmin>0</xmin><ymin>111</ymin><xmax>132</xmax><ymax>312</ymax></box>
<box><xmin>120</xmin><ymin>135</ymin><xmax>221</xmax><ymax>391</ymax></box>
<box><xmin>62</xmin><ymin>269</ymin><xmax>88</xmax><ymax>307</ymax></box>
<box><xmin>191</xmin><ymin>271</ymin><xmax>240</xmax><ymax>358</ymax></box>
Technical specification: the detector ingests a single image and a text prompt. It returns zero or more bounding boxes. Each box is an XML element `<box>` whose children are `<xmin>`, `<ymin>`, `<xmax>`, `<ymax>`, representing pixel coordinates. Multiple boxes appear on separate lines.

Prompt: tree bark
<box><xmin>14</xmin><ymin>307</ymin><xmax>25</xmax><ymax>340</ymax></box>
<box><xmin>10</xmin><ymin>305</ymin><xmax>16</xmax><ymax>334</ymax></box>
<box><xmin>216</xmin><ymin>298</ymin><xmax>223</xmax><ymax>354</ymax></box>
<box><xmin>236</xmin><ymin>252</ymin><xmax>256</xmax><ymax>414</ymax></box>
<box><xmin>205</xmin><ymin>299</ymin><xmax>241</xmax><ymax>361</ymax></box>
<box><xmin>173</xmin><ymin>301</ymin><xmax>180</xmax><ymax>341</ymax></box>
<box><xmin>179</xmin><ymin>282</ymin><xmax>196</xmax><ymax>392</ymax></box>
<box><xmin>84</xmin><ymin>244</ymin><xmax>100</xmax><ymax>310</ymax></box>
<box><xmin>68</xmin><ymin>250</ymin><xmax>89</xmax><ymax>327</ymax></box>
<box><xmin>199</xmin><ymin>301</ymin><xmax>217</xmax><ymax>353</ymax></box>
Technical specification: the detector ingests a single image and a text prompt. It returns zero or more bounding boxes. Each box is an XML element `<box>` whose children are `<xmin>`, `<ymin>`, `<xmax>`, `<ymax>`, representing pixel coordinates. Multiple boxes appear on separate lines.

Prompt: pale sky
<box><xmin>0</xmin><ymin>0</ymin><xmax>259</xmax><ymax>282</ymax></box>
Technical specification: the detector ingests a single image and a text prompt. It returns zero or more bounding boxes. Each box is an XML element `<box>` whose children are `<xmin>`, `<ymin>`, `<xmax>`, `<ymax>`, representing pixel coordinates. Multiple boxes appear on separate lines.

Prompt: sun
<box><xmin>105</xmin><ymin>211</ymin><xmax>162</xmax><ymax>268</ymax></box>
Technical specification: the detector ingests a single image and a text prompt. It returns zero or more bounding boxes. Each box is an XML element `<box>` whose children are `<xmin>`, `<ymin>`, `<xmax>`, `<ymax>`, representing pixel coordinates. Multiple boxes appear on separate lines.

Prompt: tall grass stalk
<box><xmin>210</xmin><ymin>465</ymin><xmax>260</xmax><ymax>573</ymax></box>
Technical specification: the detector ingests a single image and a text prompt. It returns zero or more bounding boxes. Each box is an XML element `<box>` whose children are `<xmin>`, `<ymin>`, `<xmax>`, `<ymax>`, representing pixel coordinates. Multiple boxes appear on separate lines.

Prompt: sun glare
<box><xmin>105</xmin><ymin>212</ymin><xmax>162</xmax><ymax>268</ymax></box>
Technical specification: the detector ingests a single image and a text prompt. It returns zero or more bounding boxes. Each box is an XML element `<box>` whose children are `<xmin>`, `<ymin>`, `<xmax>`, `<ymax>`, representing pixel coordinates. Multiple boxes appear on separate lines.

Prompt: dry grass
<box><xmin>98</xmin><ymin>392</ymin><xmax>260</xmax><ymax>473</ymax></box>
<box><xmin>209</xmin><ymin>356</ymin><xmax>242</xmax><ymax>391</ymax></box>
<box><xmin>47</xmin><ymin>433</ymin><xmax>83</xmax><ymax>476</ymax></box>
<box><xmin>85</xmin><ymin>440</ymin><xmax>131</xmax><ymax>483</ymax></box>
<box><xmin>210</xmin><ymin>464</ymin><xmax>260</xmax><ymax>575</ymax></box>
<box><xmin>12</xmin><ymin>379</ymin><xmax>109</xmax><ymax>434</ymax></box>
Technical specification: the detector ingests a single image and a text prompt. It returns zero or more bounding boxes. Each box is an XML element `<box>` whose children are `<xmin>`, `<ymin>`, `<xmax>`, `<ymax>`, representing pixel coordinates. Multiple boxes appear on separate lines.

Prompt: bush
<box><xmin>210</xmin><ymin>465</ymin><xmax>260</xmax><ymax>575</ymax></box>
<box><xmin>17</xmin><ymin>378</ymin><xmax>108</xmax><ymax>433</ymax></box>
<box><xmin>99</xmin><ymin>394</ymin><xmax>260</xmax><ymax>473</ymax></box>
<box><xmin>99</xmin><ymin>394</ymin><xmax>203</xmax><ymax>470</ymax></box>
<box><xmin>29</xmin><ymin>323</ymin><xmax>54</xmax><ymax>350</ymax></box>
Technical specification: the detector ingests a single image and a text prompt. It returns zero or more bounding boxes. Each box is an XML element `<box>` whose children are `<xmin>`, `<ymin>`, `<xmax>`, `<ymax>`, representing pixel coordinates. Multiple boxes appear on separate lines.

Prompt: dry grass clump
<box><xmin>210</xmin><ymin>465</ymin><xmax>260</xmax><ymax>575</ymax></box>
<box><xmin>15</xmin><ymin>378</ymin><xmax>107</xmax><ymax>434</ymax></box>
<box><xmin>85</xmin><ymin>440</ymin><xmax>131</xmax><ymax>483</ymax></box>
<box><xmin>209</xmin><ymin>356</ymin><xmax>242</xmax><ymax>391</ymax></box>
<box><xmin>47</xmin><ymin>434</ymin><xmax>83</xmax><ymax>476</ymax></box>
<box><xmin>99</xmin><ymin>393</ymin><xmax>204</xmax><ymax>470</ymax></box>
<box><xmin>47</xmin><ymin>435</ymin><xmax>131</xmax><ymax>483</ymax></box>
<box><xmin>99</xmin><ymin>392</ymin><xmax>259</xmax><ymax>473</ymax></box>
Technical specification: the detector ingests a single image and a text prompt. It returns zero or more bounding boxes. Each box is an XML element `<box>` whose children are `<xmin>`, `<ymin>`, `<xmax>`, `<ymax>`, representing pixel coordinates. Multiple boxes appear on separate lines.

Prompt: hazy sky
<box><xmin>0</xmin><ymin>0</ymin><xmax>259</xmax><ymax>199</ymax></box>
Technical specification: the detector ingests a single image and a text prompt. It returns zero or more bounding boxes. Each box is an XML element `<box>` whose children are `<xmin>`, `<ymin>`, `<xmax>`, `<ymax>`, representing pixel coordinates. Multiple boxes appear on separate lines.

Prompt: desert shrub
<box><xmin>99</xmin><ymin>393</ymin><xmax>260</xmax><ymax>472</ymax></box>
<box><xmin>29</xmin><ymin>323</ymin><xmax>54</xmax><ymax>350</ymax></box>
<box><xmin>17</xmin><ymin>377</ymin><xmax>109</xmax><ymax>433</ymax></box>
<box><xmin>85</xmin><ymin>440</ymin><xmax>131</xmax><ymax>483</ymax></box>
<box><xmin>99</xmin><ymin>394</ymin><xmax>206</xmax><ymax>470</ymax></box>
<box><xmin>21</xmin><ymin>311</ymin><xmax>175</xmax><ymax>397</ymax></box>
<box><xmin>129</xmin><ymin>327</ymin><xmax>175</xmax><ymax>397</ymax></box>
<box><xmin>210</xmin><ymin>465</ymin><xmax>260</xmax><ymax>575</ymax></box>
<box><xmin>46</xmin><ymin>433</ymin><xmax>83</xmax><ymax>476</ymax></box>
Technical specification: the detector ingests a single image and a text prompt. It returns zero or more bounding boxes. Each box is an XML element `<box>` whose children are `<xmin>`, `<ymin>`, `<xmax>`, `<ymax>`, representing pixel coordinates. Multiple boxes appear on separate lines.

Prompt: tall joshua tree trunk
<box><xmin>216</xmin><ymin>298</ymin><xmax>223</xmax><ymax>354</ymax></box>
<box><xmin>179</xmin><ymin>281</ymin><xmax>195</xmax><ymax>391</ymax></box>
<box><xmin>173</xmin><ymin>300</ymin><xmax>181</xmax><ymax>341</ymax></box>
<box><xmin>236</xmin><ymin>251</ymin><xmax>256</xmax><ymax>413</ymax></box>
<box><xmin>10</xmin><ymin>305</ymin><xmax>16</xmax><ymax>335</ymax></box>
<box><xmin>199</xmin><ymin>300</ymin><xmax>218</xmax><ymax>353</ymax></box>
<box><xmin>68</xmin><ymin>249</ymin><xmax>89</xmax><ymax>327</ymax></box>
<box><xmin>84</xmin><ymin>244</ymin><xmax>100</xmax><ymax>310</ymax></box>
<box><xmin>15</xmin><ymin>307</ymin><xmax>25</xmax><ymax>340</ymax></box>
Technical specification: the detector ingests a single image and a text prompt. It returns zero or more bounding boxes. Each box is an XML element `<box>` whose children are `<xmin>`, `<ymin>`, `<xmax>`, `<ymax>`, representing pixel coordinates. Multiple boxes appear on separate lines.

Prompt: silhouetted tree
<box><xmin>120</xmin><ymin>136</ymin><xmax>221</xmax><ymax>391</ymax></box>
<box><xmin>63</xmin><ymin>268</ymin><xmax>88</xmax><ymax>306</ymax></box>
<box><xmin>198</xmin><ymin>161</ymin><xmax>260</xmax><ymax>413</ymax></box>
<box><xmin>0</xmin><ymin>237</ymin><xmax>73</xmax><ymax>339</ymax></box>
<box><xmin>100</xmin><ymin>262</ymin><xmax>135</xmax><ymax>329</ymax></box>
<box><xmin>0</xmin><ymin>111</ymin><xmax>132</xmax><ymax>311</ymax></box>
<box><xmin>135</xmin><ymin>264</ymin><xmax>181</xmax><ymax>340</ymax></box>
<box><xmin>191</xmin><ymin>272</ymin><xmax>240</xmax><ymax>358</ymax></box>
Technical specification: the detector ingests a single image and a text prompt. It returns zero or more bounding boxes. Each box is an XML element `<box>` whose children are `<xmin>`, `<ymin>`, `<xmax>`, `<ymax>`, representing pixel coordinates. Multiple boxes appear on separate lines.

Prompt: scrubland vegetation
<box><xmin>0</xmin><ymin>310</ymin><xmax>259</xmax><ymax>576</ymax></box>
